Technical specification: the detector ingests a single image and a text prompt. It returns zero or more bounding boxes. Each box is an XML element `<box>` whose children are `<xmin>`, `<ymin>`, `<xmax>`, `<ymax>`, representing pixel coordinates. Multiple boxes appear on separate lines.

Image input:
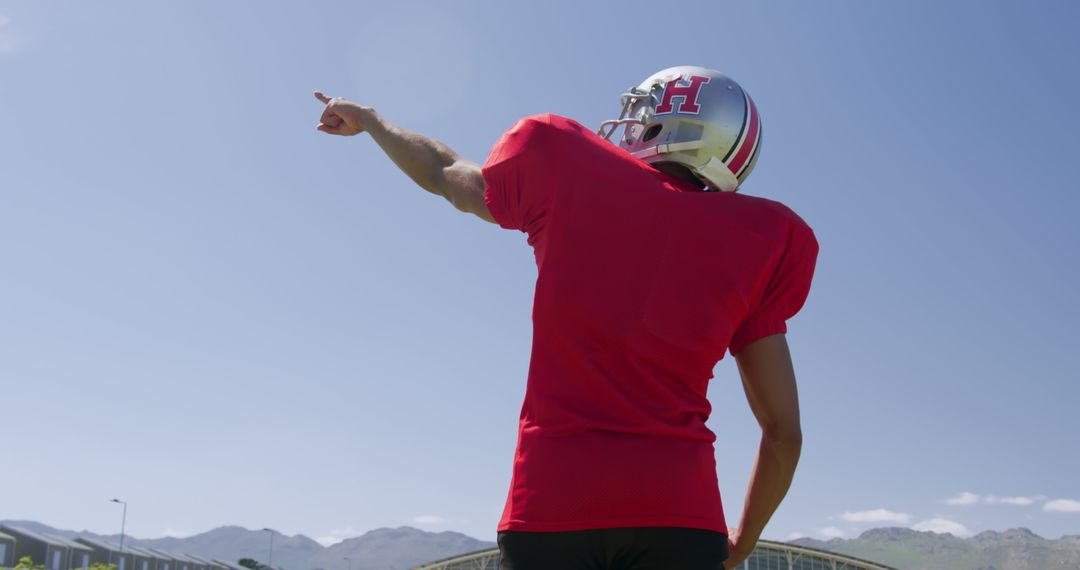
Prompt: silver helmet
<box><xmin>598</xmin><ymin>65</ymin><xmax>762</xmax><ymax>192</ymax></box>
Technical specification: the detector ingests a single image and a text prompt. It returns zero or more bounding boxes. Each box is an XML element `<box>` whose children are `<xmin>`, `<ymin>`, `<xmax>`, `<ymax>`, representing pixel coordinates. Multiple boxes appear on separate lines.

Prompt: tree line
<box><xmin>9</xmin><ymin>559</ymin><xmax>115</xmax><ymax>570</ymax></box>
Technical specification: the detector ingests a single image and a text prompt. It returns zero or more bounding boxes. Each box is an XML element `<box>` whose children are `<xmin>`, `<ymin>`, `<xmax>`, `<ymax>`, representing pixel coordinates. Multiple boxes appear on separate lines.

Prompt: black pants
<box><xmin>498</xmin><ymin>527</ymin><xmax>729</xmax><ymax>570</ymax></box>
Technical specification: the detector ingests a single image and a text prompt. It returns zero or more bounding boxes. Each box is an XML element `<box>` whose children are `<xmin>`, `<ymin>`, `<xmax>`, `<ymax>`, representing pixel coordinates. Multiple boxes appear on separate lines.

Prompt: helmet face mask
<box><xmin>597</xmin><ymin>88</ymin><xmax>654</xmax><ymax>143</ymax></box>
<box><xmin>598</xmin><ymin>66</ymin><xmax>762</xmax><ymax>192</ymax></box>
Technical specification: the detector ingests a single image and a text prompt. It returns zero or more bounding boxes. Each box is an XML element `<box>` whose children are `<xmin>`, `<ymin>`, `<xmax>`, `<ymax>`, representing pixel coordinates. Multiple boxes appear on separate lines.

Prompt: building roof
<box><xmin>145</xmin><ymin>549</ymin><xmax>175</xmax><ymax>561</ymax></box>
<box><xmin>0</xmin><ymin>525</ymin><xmax>72</xmax><ymax>548</ymax></box>
<box><xmin>211</xmin><ymin>559</ymin><xmax>248</xmax><ymax>570</ymax></box>
<box><xmin>190</xmin><ymin>555</ymin><xmax>231</xmax><ymax>570</ymax></box>
<box><xmin>42</xmin><ymin>534</ymin><xmax>93</xmax><ymax>553</ymax></box>
<box><xmin>0</xmin><ymin>530</ymin><xmax>15</xmax><ymax>542</ymax></box>
<box><xmin>146</xmin><ymin>549</ymin><xmax>197</xmax><ymax>563</ymax></box>
<box><xmin>756</xmin><ymin>539</ymin><xmax>898</xmax><ymax>570</ymax></box>
<box><xmin>122</xmin><ymin>545</ymin><xmax>160</xmax><ymax>559</ymax></box>
<box><xmin>183</xmin><ymin>554</ymin><xmax>213</xmax><ymax>566</ymax></box>
<box><xmin>74</xmin><ymin>537</ymin><xmax>126</xmax><ymax>553</ymax></box>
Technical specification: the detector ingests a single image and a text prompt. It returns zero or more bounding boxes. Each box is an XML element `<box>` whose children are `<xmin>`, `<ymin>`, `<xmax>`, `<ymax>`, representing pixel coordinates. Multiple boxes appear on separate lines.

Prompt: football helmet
<box><xmin>598</xmin><ymin>66</ymin><xmax>762</xmax><ymax>192</ymax></box>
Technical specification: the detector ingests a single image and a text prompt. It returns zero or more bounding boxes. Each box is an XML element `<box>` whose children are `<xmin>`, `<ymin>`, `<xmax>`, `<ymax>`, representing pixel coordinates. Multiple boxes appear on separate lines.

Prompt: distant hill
<box><xmin>16</xmin><ymin>519</ymin><xmax>1080</xmax><ymax>570</ymax></box>
<box><xmin>790</xmin><ymin>527</ymin><xmax>1080</xmax><ymax>570</ymax></box>
<box><xmin>138</xmin><ymin>526</ymin><xmax>323</xmax><ymax>570</ymax></box>
<box><xmin>0</xmin><ymin>521</ymin><xmax>494</xmax><ymax>570</ymax></box>
<box><xmin>310</xmin><ymin>527</ymin><xmax>492</xmax><ymax>570</ymax></box>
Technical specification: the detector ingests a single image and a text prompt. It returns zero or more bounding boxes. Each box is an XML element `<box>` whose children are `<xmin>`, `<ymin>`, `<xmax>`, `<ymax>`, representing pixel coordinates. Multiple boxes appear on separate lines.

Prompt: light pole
<box><xmin>111</xmin><ymin>498</ymin><xmax>128</xmax><ymax>565</ymax></box>
<box><xmin>261</xmin><ymin>528</ymin><xmax>274</xmax><ymax>570</ymax></box>
<box><xmin>344</xmin><ymin>557</ymin><xmax>351</xmax><ymax>570</ymax></box>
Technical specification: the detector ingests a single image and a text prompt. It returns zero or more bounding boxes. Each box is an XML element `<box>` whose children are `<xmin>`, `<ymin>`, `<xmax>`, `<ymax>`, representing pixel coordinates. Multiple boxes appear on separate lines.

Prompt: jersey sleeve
<box><xmin>481</xmin><ymin>114</ymin><xmax>561</xmax><ymax>239</ymax></box>
<box><xmin>728</xmin><ymin>220</ymin><xmax>819</xmax><ymax>355</ymax></box>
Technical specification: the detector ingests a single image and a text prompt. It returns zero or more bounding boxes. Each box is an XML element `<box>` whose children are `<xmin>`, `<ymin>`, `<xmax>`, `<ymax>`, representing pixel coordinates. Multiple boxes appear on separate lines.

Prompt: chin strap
<box><xmin>696</xmin><ymin>156</ymin><xmax>740</xmax><ymax>192</ymax></box>
<box><xmin>630</xmin><ymin>140</ymin><xmax>704</xmax><ymax>159</ymax></box>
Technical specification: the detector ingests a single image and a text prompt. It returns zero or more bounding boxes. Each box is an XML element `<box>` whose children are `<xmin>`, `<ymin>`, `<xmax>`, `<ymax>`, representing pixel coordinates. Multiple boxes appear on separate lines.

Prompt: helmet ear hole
<box><xmin>642</xmin><ymin>124</ymin><xmax>663</xmax><ymax>142</ymax></box>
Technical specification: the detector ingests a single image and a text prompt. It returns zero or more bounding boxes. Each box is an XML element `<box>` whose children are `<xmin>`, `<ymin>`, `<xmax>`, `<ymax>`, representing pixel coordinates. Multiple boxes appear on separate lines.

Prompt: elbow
<box><xmin>443</xmin><ymin>185</ymin><xmax>480</xmax><ymax>216</ymax></box>
<box><xmin>441</xmin><ymin>185</ymin><xmax>466</xmax><ymax>211</ymax></box>
<box><xmin>762</xmin><ymin>423</ymin><xmax>803</xmax><ymax>450</ymax></box>
<box><xmin>440</xmin><ymin>162</ymin><xmax>488</xmax><ymax>217</ymax></box>
<box><xmin>762</xmin><ymin>425</ymin><xmax>802</xmax><ymax>470</ymax></box>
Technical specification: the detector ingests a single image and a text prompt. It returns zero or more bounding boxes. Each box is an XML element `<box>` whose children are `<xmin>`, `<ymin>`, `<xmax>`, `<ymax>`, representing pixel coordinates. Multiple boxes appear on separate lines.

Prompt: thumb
<box><xmin>316</xmin><ymin>123</ymin><xmax>345</xmax><ymax>135</ymax></box>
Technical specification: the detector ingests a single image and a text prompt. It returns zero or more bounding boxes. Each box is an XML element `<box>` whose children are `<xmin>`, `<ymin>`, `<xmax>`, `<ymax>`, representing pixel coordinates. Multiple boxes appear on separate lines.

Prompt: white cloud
<box><xmin>1044</xmin><ymin>499</ymin><xmax>1080</xmax><ymax>513</ymax></box>
<box><xmin>945</xmin><ymin>492</ymin><xmax>1043</xmax><ymax>507</ymax></box>
<box><xmin>911</xmin><ymin>518</ymin><xmax>972</xmax><ymax>537</ymax></box>
<box><xmin>412</xmin><ymin>515</ymin><xmax>447</xmax><ymax>525</ymax></box>
<box><xmin>0</xmin><ymin>15</ymin><xmax>16</xmax><ymax>55</ymax></box>
<box><xmin>987</xmin><ymin>495</ymin><xmax>1042</xmax><ymax>506</ymax></box>
<box><xmin>818</xmin><ymin>527</ymin><xmax>846</xmax><ymax>539</ymax></box>
<box><xmin>787</xmin><ymin>532</ymin><xmax>805</xmax><ymax>540</ymax></box>
<box><xmin>157</xmin><ymin>529</ymin><xmax>193</xmax><ymax>538</ymax></box>
<box><xmin>840</xmin><ymin>509</ymin><xmax>912</xmax><ymax>524</ymax></box>
<box><xmin>946</xmin><ymin>492</ymin><xmax>981</xmax><ymax>506</ymax></box>
<box><xmin>315</xmin><ymin>526</ymin><xmax>364</xmax><ymax>547</ymax></box>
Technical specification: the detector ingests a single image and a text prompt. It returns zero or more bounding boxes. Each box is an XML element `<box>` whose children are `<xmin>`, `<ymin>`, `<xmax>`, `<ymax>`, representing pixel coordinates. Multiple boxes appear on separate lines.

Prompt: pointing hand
<box><xmin>313</xmin><ymin>91</ymin><xmax>376</xmax><ymax>136</ymax></box>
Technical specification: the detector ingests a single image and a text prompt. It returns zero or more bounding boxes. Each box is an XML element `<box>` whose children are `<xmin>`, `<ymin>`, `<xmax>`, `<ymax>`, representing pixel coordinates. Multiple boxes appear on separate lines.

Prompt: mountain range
<box><xmin>0</xmin><ymin>521</ymin><xmax>493</xmax><ymax>570</ymax></box>
<box><xmin>791</xmin><ymin>527</ymin><xmax>1080</xmax><ymax>570</ymax></box>
<box><xmin>6</xmin><ymin>520</ymin><xmax>1080</xmax><ymax>570</ymax></box>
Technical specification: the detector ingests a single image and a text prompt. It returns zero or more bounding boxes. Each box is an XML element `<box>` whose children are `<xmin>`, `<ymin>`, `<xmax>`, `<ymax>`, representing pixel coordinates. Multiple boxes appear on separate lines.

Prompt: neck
<box><xmin>654</xmin><ymin>162</ymin><xmax>707</xmax><ymax>190</ymax></box>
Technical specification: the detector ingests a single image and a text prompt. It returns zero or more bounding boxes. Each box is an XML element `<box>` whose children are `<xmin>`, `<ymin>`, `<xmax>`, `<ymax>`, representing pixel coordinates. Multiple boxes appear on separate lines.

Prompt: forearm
<box><xmin>314</xmin><ymin>92</ymin><xmax>492</xmax><ymax>221</ymax></box>
<box><xmin>734</xmin><ymin>430</ymin><xmax>802</xmax><ymax>546</ymax></box>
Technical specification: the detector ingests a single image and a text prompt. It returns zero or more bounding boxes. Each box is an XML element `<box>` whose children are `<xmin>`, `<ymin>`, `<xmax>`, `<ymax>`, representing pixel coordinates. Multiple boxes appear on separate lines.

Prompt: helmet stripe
<box><xmin>721</xmin><ymin>90</ymin><xmax>750</xmax><ymax>163</ymax></box>
<box><xmin>726</xmin><ymin>94</ymin><xmax>760</xmax><ymax>177</ymax></box>
<box><xmin>736</xmin><ymin>129</ymin><xmax>761</xmax><ymax>182</ymax></box>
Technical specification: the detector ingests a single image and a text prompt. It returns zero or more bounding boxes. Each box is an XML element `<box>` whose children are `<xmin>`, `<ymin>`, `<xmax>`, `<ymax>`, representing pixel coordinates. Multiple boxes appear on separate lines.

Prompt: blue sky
<box><xmin>1</xmin><ymin>0</ymin><xmax>1078</xmax><ymax>547</ymax></box>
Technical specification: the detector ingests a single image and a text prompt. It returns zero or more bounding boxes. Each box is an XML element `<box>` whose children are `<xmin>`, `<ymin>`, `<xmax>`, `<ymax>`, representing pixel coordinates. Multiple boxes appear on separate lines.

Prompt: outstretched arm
<box><xmin>725</xmin><ymin>333</ymin><xmax>803</xmax><ymax>569</ymax></box>
<box><xmin>313</xmin><ymin>91</ymin><xmax>495</xmax><ymax>224</ymax></box>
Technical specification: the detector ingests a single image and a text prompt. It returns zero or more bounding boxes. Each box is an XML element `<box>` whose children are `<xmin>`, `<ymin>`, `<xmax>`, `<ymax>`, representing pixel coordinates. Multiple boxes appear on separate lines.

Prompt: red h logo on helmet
<box><xmin>655</xmin><ymin>75</ymin><xmax>711</xmax><ymax>115</ymax></box>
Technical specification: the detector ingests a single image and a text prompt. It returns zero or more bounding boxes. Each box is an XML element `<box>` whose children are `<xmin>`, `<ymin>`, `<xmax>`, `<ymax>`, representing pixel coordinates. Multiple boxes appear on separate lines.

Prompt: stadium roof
<box><xmin>410</xmin><ymin>539</ymin><xmax>899</xmax><ymax>570</ymax></box>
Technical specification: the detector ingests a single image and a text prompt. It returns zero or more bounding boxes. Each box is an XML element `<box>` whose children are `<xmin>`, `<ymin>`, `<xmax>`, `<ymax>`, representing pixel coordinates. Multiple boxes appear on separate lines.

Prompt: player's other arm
<box><xmin>725</xmin><ymin>333</ymin><xmax>803</xmax><ymax>569</ymax></box>
<box><xmin>313</xmin><ymin>91</ymin><xmax>495</xmax><ymax>224</ymax></box>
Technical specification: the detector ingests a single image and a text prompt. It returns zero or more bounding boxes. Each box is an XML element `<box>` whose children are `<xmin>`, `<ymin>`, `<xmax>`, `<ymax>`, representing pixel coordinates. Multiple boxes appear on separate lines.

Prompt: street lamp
<box><xmin>261</xmin><ymin>529</ymin><xmax>274</xmax><ymax>570</ymax></box>
<box><xmin>110</xmin><ymin>499</ymin><xmax>128</xmax><ymax>563</ymax></box>
<box><xmin>343</xmin><ymin>557</ymin><xmax>351</xmax><ymax>570</ymax></box>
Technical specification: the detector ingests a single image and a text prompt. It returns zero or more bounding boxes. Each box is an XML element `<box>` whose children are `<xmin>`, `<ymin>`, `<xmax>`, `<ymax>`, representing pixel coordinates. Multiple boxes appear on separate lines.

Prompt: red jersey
<box><xmin>482</xmin><ymin>114</ymin><xmax>818</xmax><ymax>533</ymax></box>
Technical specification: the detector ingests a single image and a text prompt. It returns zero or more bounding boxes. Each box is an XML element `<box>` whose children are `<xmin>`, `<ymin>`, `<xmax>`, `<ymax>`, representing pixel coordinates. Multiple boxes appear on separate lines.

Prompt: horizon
<box><xmin>2</xmin><ymin>0</ymin><xmax>1078</xmax><ymax>547</ymax></box>
<box><xmin>4</xmin><ymin>518</ymin><xmax>1076</xmax><ymax>546</ymax></box>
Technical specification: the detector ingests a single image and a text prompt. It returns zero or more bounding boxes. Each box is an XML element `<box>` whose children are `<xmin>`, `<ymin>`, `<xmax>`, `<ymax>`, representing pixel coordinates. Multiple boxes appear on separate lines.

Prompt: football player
<box><xmin>314</xmin><ymin>65</ymin><xmax>817</xmax><ymax>570</ymax></box>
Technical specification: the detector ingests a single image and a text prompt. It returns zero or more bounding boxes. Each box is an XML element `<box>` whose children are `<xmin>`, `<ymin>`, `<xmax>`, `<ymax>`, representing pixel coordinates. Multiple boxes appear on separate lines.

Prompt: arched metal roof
<box><xmin>410</xmin><ymin>539</ymin><xmax>897</xmax><ymax>570</ymax></box>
